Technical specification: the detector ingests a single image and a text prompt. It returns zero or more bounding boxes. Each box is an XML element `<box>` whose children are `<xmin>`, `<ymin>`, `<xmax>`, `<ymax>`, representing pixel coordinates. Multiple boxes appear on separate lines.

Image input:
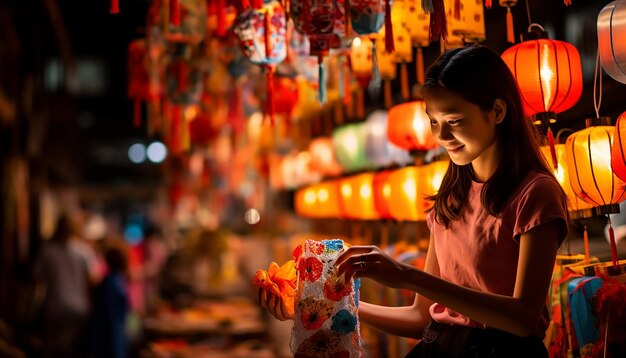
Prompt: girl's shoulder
<box><xmin>509</xmin><ymin>170</ymin><xmax>566</xmax><ymax>208</ymax></box>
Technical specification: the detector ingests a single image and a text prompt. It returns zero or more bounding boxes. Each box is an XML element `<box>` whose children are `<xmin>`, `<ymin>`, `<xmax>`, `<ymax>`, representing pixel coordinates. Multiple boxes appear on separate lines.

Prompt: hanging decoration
<box><xmin>444</xmin><ymin>0</ymin><xmax>486</xmax><ymax>49</ymax></box>
<box><xmin>349</xmin><ymin>36</ymin><xmax>373</xmax><ymax>118</ymax></box>
<box><xmin>417</xmin><ymin>160</ymin><xmax>449</xmax><ymax>218</ymax></box>
<box><xmin>612</xmin><ymin>112</ymin><xmax>626</xmax><ymax>182</ymax></box>
<box><xmin>499</xmin><ymin>0</ymin><xmax>518</xmax><ymax>44</ymax></box>
<box><xmin>385</xmin><ymin>2</ymin><xmax>414</xmax><ymax>100</ymax></box>
<box><xmin>373</xmin><ymin>170</ymin><xmax>394</xmax><ymax>219</ymax></box>
<box><xmin>387</xmin><ymin>166</ymin><xmax>421</xmax><ymax>221</ymax></box>
<box><xmin>387</xmin><ymin>100</ymin><xmax>438</xmax><ymax>151</ymax></box>
<box><xmin>339</xmin><ymin>173</ymin><xmax>379</xmax><ymax>220</ymax></box>
<box><xmin>332</xmin><ymin>122</ymin><xmax>375</xmax><ymax>173</ymax></box>
<box><xmin>376</xmin><ymin>38</ymin><xmax>398</xmax><ymax>108</ymax></box>
<box><xmin>164</xmin><ymin>0</ymin><xmax>207</xmax><ymax>44</ymax></box>
<box><xmin>234</xmin><ymin>0</ymin><xmax>288</xmax><ymax>125</ymax></box>
<box><xmin>295</xmin><ymin>181</ymin><xmax>342</xmax><ymax>218</ymax></box>
<box><xmin>402</xmin><ymin>0</ymin><xmax>430</xmax><ymax>85</ymax></box>
<box><xmin>501</xmin><ymin>24</ymin><xmax>583</xmax><ymax>169</ymax></box>
<box><xmin>364</xmin><ymin>110</ymin><xmax>413</xmax><ymax>167</ymax></box>
<box><xmin>309</xmin><ymin>137</ymin><xmax>343</xmax><ymax>177</ymax></box>
<box><xmin>598</xmin><ymin>0</ymin><xmax>626</xmax><ymax>85</ymax></box>
<box><xmin>127</xmin><ymin>39</ymin><xmax>151</xmax><ymax>128</ymax></box>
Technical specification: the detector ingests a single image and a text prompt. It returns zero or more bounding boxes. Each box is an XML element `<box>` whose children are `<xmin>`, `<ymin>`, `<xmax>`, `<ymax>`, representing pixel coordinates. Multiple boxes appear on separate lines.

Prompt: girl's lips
<box><xmin>447</xmin><ymin>145</ymin><xmax>464</xmax><ymax>153</ymax></box>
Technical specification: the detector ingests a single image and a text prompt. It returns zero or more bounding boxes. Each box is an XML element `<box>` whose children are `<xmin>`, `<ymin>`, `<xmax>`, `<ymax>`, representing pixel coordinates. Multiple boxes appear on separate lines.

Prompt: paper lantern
<box><xmin>375</xmin><ymin>38</ymin><xmax>398</xmax><ymax>108</ymax></box>
<box><xmin>350</xmin><ymin>0</ymin><xmax>387</xmax><ymax>36</ymax></box>
<box><xmin>387</xmin><ymin>100</ymin><xmax>438</xmax><ymax>151</ymax></box>
<box><xmin>373</xmin><ymin>170</ymin><xmax>394</xmax><ymax>219</ymax></box>
<box><xmin>339</xmin><ymin>173</ymin><xmax>379</xmax><ymax>220</ymax></box>
<box><xmin>364</xmin><ymin>110</ymin><xmax>413</xmax><ymax>167</ymax></box>
<box><xmin>417</xmin><ymin>160</ymin><xmax>449</xmax><ymax>218</ymax></box>
<box><xmin>294</xmin><ymin>151</ymin><xmax>323</xmax><ymax>187</ymax></box>
<box><xmin>444</xmin><ymin>0</ymin><xmax>486</xmax><ymax>49</ymax></box>
<box><xmin>540</xmin><ymin>144</ymin><xmax>593</xmax><ymax>218</ymax></box>
<box><xmin>295</xmin><ymin>181</ymin><xmax>341</xmax><ymax>218</ymax></box>
<box><xmin>612</xmin><ymin>112</ymin><xmax>626</xmax><ymax>181</ymax></box>
<box><xmin>501</xmin><ymin>26</ymin><xmax>583</xmax><ymax>120</ymax></box>
<box><xmin>378</xmin><ymin>3</ymin><xmax>414</xmax><ymax>100</ymax></box>
<box><xmin>598</xmin><ymin>0</ymin><xmax>626</xmax><ymax>84</ymax></box>
<box><xmin>565</xmin><ymin>118</ymin><xmax>626</xmax><ymax>214</ymax></box>
<box><xmin>147</xmin><ymin>0</ymin><xmax>207</xmax><ymax>44</ymax></box>
<box><xmin>402</xmin><ymin>0</ymin><xmax>430</xmax><ymax>84</ymax></box>
<box><xmin>309</xmin><ymin>137</ymin><xmax>343</xmax><ymax>177</ymax></box>
<box><xmin>332</xmin><ymin>122</ymin><xmax>375</xmax><ymax>173</ymax></box>
<box><xmin>387</xmin><ymin>166</ymin><xmax>421</xmax><ymax>221</ymax></box>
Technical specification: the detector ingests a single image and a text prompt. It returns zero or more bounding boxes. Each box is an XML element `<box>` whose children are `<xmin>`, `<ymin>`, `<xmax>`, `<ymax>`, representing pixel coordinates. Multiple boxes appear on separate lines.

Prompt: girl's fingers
<box><xmin>258</xmin><ymin>288</ymin><xmax>267</xmax><ymax>309</ymax></box>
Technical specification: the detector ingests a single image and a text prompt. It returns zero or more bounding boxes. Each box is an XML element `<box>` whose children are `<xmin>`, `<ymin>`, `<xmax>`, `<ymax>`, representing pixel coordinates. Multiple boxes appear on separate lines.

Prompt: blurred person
<box><xmin>89</xmin><ymin>240</ymin><xmax>130</xmax><ymax>358</ymax></box>
<box><xmin>34</xmin><ymin>213</ymin><xmax>91</xmax><ymax>358</ymax></box>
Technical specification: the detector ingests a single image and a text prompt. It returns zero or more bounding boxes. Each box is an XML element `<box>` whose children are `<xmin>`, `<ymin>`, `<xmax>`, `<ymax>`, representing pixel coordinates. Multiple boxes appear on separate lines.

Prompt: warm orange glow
<box><xmin>417</xmin><ymin>160</ymin><xmax>450</xmax><ymax>218</ymax></box>
<box><xmin>387</xmin><ymin>101</ymin><xmax>437</xmax><ymax>151</ymax></box>
<box><xmin>611</xmin><ymin>112</ymin><xmax>626</xmax><ymax>182</ymax></box>
<box><xmin>501</xmin><ymin>39</ymin><xmax>583</xmax><ymax>116</ymax></box>
<box><xmin>295</xmin><ymin>181</ymin><xmax>341</xmax><ymax>218</ymax></box>
<box><xmin>308</xmin><ymin>137</ymin><xmax>343</xmax><ymax>177</ymax></box>
<box><xmin>350</xmin><ymin>36</ymin><xmax>373</xmax><ymax>82</ymax></box>
<box><xmin>388</xmin><ymin>167</ymin><xmax>422</xmax><ymax>221</ymax></box>
<box><xmin>373</xmin><ymin>171</ymin><xmax>394</xmax><ymax>219</ymax></box>
<box><xmin>338</xmin><ymin>174</ymin><xmax>378</xmax><ymax>220</ymax></box>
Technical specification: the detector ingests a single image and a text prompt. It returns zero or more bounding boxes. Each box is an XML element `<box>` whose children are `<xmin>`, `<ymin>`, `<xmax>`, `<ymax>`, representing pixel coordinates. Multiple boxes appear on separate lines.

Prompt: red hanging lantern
<box><xmin>612</xmin><ymin>112</ymin><xmax>626</xmax><ymax>182</ymax></box>
<box><xmin>234</xmin><ymin>1</ymin><xmax>287</xmax><ymax>125</ymax></box>
<box><xmin>501</xmin><ymin>24</ymin><xmax>583</xmax><ymax>169</ymax></box>
<box><xmin>373</xmin><ymin>170</ymin><xmax>393</xmax><ymax>219</ymax></box>
<box><xmin>127</xmin><ymin>39</ymin><xmax>151</xmax><ymax>128</ymax></box>
<box><xmin>387</xmin><ymin>100</ymin><xmax>438</xmax><ymax>151</ymax></box>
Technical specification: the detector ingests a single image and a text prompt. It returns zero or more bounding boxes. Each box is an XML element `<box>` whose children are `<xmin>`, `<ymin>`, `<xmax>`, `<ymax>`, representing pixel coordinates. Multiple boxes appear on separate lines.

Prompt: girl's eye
<box><xmin>448</xmin><ymin>119</ymin><xmax>462</xmax><ymax>125</ymax></box>
<box><xmin>429</xmin><ymin>120</ymin><xmax>437</xmax><ymax>126</ymax></box>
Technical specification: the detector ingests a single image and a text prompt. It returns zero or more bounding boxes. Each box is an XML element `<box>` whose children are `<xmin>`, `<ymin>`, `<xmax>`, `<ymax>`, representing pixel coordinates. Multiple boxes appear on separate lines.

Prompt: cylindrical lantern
<box><xmin>332</xmin><ymin>122</ymin><xmax>375</xmax><ymax>173</ymax></box>
<box><xmin>401</xmin><ymin>0</ymin><xmax>429</xmax><ymax>84</ymax></box>
<box><xmin>417</xmin><ymin>160</ymin><xmax>450</xmax><ymax>219</ymax></box>
<box><xmin>309</xmin><ymin>137</ymin><xmax>344</xmax><ymax>177</ymax></box>
<box><xmin>501</xmin><ymin>26</ymin><xmax>583</xmax><ymax>121</ymax></box>
<box><xmin>295</xmin><ymin>181</ymin><xmax>341</xmax><ymax>218</ymax></box>
<box><xmin>565</xmin><ymin>118</ymin><xmax>626</xmax><ymax>213</ymax></box>
<box><xmin>612</xmin><ymin>112</ymin><xmax>626</xmax><ymax>181</ymax></box>
<box><xmin>373</xmin><ymin>170</ymin><xmax>394</xmax><ymax>219</ymax></box>
<box><xmin>598</xmin><ymin>0</ymin><xmax>626</xmax><ymax>84</ymax></box>
<box><xmin>387</xmin><ymin>100</ymin><xmax>438</xmax><ymax>151</ymax></box>
<box><xmin>364</xmin><ymin>110</ymin><xmax>413</xmax><ymax>167</ymax></box>
<box><xmin>388</xmin><ymin>166</ymin><xmax>421</xmax><ymax>221</ymax></box>
<box><xmin>540</xmin><ymin>144</ymin><xmax>593</xmax><ymax>218</ymax></box>
<box><xmin>339</xmin><ymin>173</ymin><xmax>379</xmax><ymax>220</ymax></box>
<box><xmin>445</xmin><ymin>0</ymin><xmax>486</xmax><ymax>48</ymax></box>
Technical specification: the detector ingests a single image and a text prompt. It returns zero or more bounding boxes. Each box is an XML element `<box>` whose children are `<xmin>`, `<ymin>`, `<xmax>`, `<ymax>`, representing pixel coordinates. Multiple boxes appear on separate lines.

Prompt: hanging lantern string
<box><xmin>555</xmin><ymin>128</ymin><xmax>574</xmax><ymax>144</ymax></box>
<box><xmin>583</xmin><ymin>225</ymin><xmax>590</xmax><ymax>264</ymax></box>
<box><xmin>593</xmin><ymin>46</ymin><xmax>604</xmax><ymax>118</ymax></box>
<box><xmin>525</xmin><ymin>0</ymin><xmax>532</xmax><ymax>28</ymax></box>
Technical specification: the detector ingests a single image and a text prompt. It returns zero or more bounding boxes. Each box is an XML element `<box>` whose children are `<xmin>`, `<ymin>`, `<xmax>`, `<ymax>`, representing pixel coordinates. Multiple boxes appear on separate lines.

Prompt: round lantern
<box><xmin>373</xmin><ymin>170</ymin><xmax>394</xmax><ymax>219</ymax></box>
<box><xmin>540</xmin><ymin>144</ymin><xmax>594</xmax><ymax>218</ymax></box>
<box><xmin>339</xmin><ymin>173</ymin><xmax>379</xmax><ymax>220</ymax></box>
<box><xmin>417</xmin><ymin>160</ymin><xmax>449</xmax><ymax>219</ymax></box>
<box><xmin>332</xmin><ymin>122</ymin><xmax>375</xmax><ymax>173</ymax></box>
<box><xmin>565</xmin><ymin>118</ymin><xmax>626</xmax><ymax>214</ymax></box>
<box><xmin>387</xmin><ymin>166</ymin><xmax>421</xmax><ymax>221</ymax></box>
<box><xmin>364</xmin><ymin>110</ymin><xmax>413</xmax><ymax>167</ymax></box>
<box><xmin>501</xmin><ymin>26</ymin><xmax>583</xmax><ymax>121</ymax></box>
<box><xmin>308</xmin><ymin>137</ymin><xmax>343</xmax><ymax>177</ymax></box>
<box><xmin>387</xmin><ymin>100</ymin><xmax>438</xmax><ymax>151</ymax></box>
<box><xmin>612</xmin><ymin>112</ymin><xmax>626</xmax><ymax>182</ymax></box>
<box><xmin>598</xmin><ymin>0</ymin><xmax>626</xmax><ymax>84</ymax></box>
<box><xmin>295</xmin><ymin>181</ymin><xmax>342</xmax><ymax>218</ymax></box>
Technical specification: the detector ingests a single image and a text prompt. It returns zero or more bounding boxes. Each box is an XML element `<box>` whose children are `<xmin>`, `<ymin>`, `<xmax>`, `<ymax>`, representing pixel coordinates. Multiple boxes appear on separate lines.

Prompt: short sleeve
<box><xmin>426</xmin><ymin>210</ymin><xmax>436</xmax><ymax>231</ymax></box>
<box><xmin>512</xmin><ymin>176</ymin><xmax>568</xmax><ymax>244</ymax></box>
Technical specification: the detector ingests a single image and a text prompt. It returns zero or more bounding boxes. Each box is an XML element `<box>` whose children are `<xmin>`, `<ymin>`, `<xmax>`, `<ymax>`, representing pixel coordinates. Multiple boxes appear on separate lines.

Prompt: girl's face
<box><xmin>424</xmin><ymin>87</ymin><xmax>503</xmax><ymax>181</ymax></box>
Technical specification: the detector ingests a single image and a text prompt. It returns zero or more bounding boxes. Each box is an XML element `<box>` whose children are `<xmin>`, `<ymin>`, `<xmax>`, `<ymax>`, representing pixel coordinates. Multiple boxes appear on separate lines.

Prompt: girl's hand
<box><xmin>334</xmin><ymin>245</ymin><xmax>412</xmax><ymax>289</ymax></box>
<box><xmin>258</xmin><ymin>287</ymin><xmax>294</xmax><ymax>321</ymax></box>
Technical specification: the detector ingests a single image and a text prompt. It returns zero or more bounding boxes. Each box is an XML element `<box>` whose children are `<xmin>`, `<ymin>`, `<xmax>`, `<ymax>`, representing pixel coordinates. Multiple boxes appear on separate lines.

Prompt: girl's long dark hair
<box><xmin>424</xmin><ymin>45</ymin><xmax>562</xmax><ymax>227</ymax></box>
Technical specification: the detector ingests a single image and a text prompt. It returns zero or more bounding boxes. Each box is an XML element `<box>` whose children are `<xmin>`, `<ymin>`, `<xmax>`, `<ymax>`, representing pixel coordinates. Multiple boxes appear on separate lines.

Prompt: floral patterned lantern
<box><xmin>598</xmin><ymin>0</ymin><xmax>626</xmax><ymax>84</ymax></box>
<box><xmin>332</xmin><ymin>122</ymin><xmax>375</xmax><ymax>173</ymax></box>
<box><xmin>234</xmin><ymin>0</ymin><xmax>287</xmax><ymax>125</ymax></box>
<box><xmin>612</xmin><ymin>112</ymin><xmax>626</xmax><ymax>182</ymax></box>
<box><xmin>364</xmin><ymin>110</ymin><xmax>413</xmax><ymax>167</ymax></box>
<box><xmin>339</xmin><ymin>173</ymin><xmax>379</xmax><ymax>220</ymax></box>
<box><xmin>387</xmin><ymin>100</ymin><xmax>437</xmax><ymax>151</ymax></box>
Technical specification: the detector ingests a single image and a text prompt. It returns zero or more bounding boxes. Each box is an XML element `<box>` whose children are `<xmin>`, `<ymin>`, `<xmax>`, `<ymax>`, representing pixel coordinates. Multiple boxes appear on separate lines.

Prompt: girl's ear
<box><xmin>493</xmin><ymin>99</ymin><xmax>507</xmax><ymax>124</ymax></box>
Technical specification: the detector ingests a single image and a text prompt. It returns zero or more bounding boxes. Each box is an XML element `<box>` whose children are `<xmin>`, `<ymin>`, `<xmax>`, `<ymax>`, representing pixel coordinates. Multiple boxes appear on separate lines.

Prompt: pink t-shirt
<box><xmin>426</xmin><ymin>170</ymin><xmax>568</xmax><ymax>338</ymax></box>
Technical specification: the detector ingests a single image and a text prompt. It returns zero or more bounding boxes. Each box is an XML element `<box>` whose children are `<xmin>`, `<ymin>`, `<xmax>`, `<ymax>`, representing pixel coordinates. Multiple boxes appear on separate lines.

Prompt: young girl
<box><xmin>260</xmin><ymin>45</ymin><xmax>568</xmax><ymax>357</ymax></box>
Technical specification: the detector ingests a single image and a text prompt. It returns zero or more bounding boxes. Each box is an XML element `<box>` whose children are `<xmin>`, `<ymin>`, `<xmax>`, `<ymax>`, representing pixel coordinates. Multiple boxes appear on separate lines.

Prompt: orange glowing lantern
<box><xmin>401</xmin><ymin>0</ymin><xmax>430</xmax><ymax>85</ymax></box>
<box><xmin>379</xmin><ymin>3</ymin><xmax>414</xmax><ymax>100</ymax></box>
<box><xmin>540</xmin><ymin>144</ymin><xmax>593</xmax><ymax>218</ymax></box>
<box><xmin>388</xmin><ymin>166</ymin><xmax>421</xmax><ymax>221</ymax></box>
<box><xmin>444</xmin><ymin>0</ymin><xmax>486</xmax><ymax>49</ymax></box>
<box><xmin>387</xmin><ymin>100</ymin><xmax>438</xmax><ymax>151</ymax></box>
<box><xmin>373</xmin><ymin>170</ymin><xmax>394</xmax><ymax>219</ymax></box>
<box><xmin>565</xmin><ymin>118</ymin><xmax>626</xmax><ymax>213</ymax></box>
<box><xmin>338</xmin><ymin>173</ymin><xmax>378</xmax><ymax>220</ymax></box>
<box><xmin>350</xmin><ymin>36</ymin><xmax>373</xmax><ymax>118</ymax></box>
<box><xmin>309</xmin><ymin>137</ymin><xmax>343</xmax><ymax>177</ymax></box>
<box><xmin>417</xmin><ymin>160</ymin><xmax>449</xmax><ymax>219</ymax></box>
<box><xmin>295</xmin><ymin>181</ymin><xmax>342</xmax><ymax>218</ymax></box>
<box><xmin>612</xmin><ymin>112</ymin><xmax>626</xmax><ymax>182</ymax></box>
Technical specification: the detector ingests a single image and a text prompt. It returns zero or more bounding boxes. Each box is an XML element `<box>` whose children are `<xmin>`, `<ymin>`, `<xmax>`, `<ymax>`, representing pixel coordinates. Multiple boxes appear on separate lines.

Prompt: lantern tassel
<box><xmin>177</xmin><ymin>62</ymin><xmax>187</xmax><ymax>92</ymax></box>
<box><xmin>384</xmin><ymin>0</ymin><xmax>395</xmax><ymax>53</ymax></box>
<box><xmin>345</xmin><ymin>0</ymin><xmax>352</xmax><ymax>38</ymax></box>
<box><xmin>182</xmin><ymin>108</ymin><xmax>190</xmax><ymax>152</ymax></box>
<box><xmin>583</xmin><ymin>225</ymin><xmax>590</xmax><ymax>264</ymax></box>
<box><xmin>318</xmin><ymin>59</ymin><xmax>326</xmax><ymax>104</ymax></box>
<box><xmin>356</xmin><ymin>88</ymin><xmax>365</xmax><ymax>118</ymax></box>
<box><xmin>217</xmin><ymin>0</ymin><xmax>226</xmax><ymax>37</ymax></box>
<box><xmin>133</xmin><ymin>99</ymin><xmax>141</xmax><ymax>128</ymax></box>
<box><xmin>110</xmin><ymin>0</ymin><xmax>120</xmax><ymax>14</ymax></box>
<box><xmin>422</xmin><ymin>0</ymin><xmax>433</xmax><ymax>12</ymax></box>
<box><xmin>343</xmin><ymin>57</ymin><xmax>352</xmax><ymax>106</ymax></box>
<box><xmin>416</xmin><ymin>46</ymin><xmax>425</xmax><ymax>85</ymax></box>
<box><xmin>608</xmin><ymin>218</ymin><xmax>619</xmax><ymax>268</ymax></box>
<box><xmin>453</xmin><ymin>0</ymin><xmax>461</xmax><ymax>20</ymax></box>
<box><xmin>267</xmin><ymin>66</ymin><xmax>276</xmax><ymax>126</ymax></box>
<box><xmin>547</xmin><ymin>127</ymin><xmax>558</xmax><ymax>170</ymax></box>
<box><xmin>369</xmin><ymin>41</ymin><xmax>381</xmax><ymax>100</ymax></box>
<box><xmin>171</xmin><ymin>106</ymin><xmax>182</xmax><ymax>153</ymax></box>
<box><xmin>384</xmin><ymin>80</ymin><xmax>392</xmax><ymax>109</ymax></box>
<box><xmin>401</xmin><ymin>63</ymin><xmax>409</xmax><ymax>100</ymax></box>
<box><xmin>485</xmin><ymin>0</ymin><xmax>492</xmax><ymax>8</ymax></box>
<box><xmin>170</xmin><ymin>0</ymin><xmax>180</xmax><ymax>26</ymax></box>
<box><xmin>429</xmin><ymin>0</ymin><xmax>447</xmax><ymax>42</ymax></box>
<box><xmin>564</xmin><ymin>0</ymin><xmax>571</xmax><ymax>5</ymax></box>
<box><xmin>506</xmin><ymin>7</ymin><xmax>515</xmax><ymax>44</ymax></box>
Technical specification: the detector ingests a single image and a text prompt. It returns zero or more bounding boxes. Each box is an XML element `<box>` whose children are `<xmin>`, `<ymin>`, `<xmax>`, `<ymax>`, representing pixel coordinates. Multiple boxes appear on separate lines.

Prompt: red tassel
<box><xmin>171</xmin><ymin>106</ymin><xmax>182</xmax><ymax>153</ymax></box>
<box><xmin>416</xmin><ymin>46</ymin><xmax>425</xmax><ymax>85</ymax></box>
<box><xmin>384</xmin><ymin>0</ymin><xmax>394</xmax><ymax>53</ymax></box>
<box><xmin>384</xmin><ymin>80</ymin><xmax>392</xmax><ymax>109</ymax></box>
<box><xmin>133</xmin><ymin>99</ymin><xmax>141</xmax><ymax>128</ymax></box>
<box><xmin>429</xmin><ymin>0</ymin><xmax>447</xmax><ymax>42</ymax></box>
<box><xmin>400</xmin><ymin>63</ymin><xmax>409</xmax><ymax>100</ymax></box>
<box><xmin>345</xmin><ymin>0</ymin><xmax>352</xmax><ymax>38</ymax></box>
<box><xmin>485</xmin><ymin>0</ymin><xmax>492</xmax><ymax>8</ymax></box>
<box><xmin>343</xmin><ymin>58</ymin><xmax>352</xmax><ymax>106</ymax></box>
<box><xmin>252</xmin><ymin>0</ymin><xmax>263</xmax><ymax>9</ymax></box>
<box><xmin>454</xmin><ymin>0</ymin><xmax>461</xmax><ymax>20</ymax></box>
<box><xmin>177</xmin><ymin>62</ymin><xmax>187</xmax><ymax>92</ymax></box>
<box><xmin>564</xmin><ymin>0</ymin><xmax>572</xmax><ymax>5</ymax></box>
<box><xmin>547</xmin><ymin>127</ymin><xmax>558</xmax><ymax>170</ymax></box>
<box><xmin>110</xmin><ymin>0</ymin><xmax>120</xmax><ymax>14</ymax></box>
<box><xmin>583</xmin><ymin>225</ymin><xmax>590</xmax><ymax>264</ymax></box>
<box><xmin>608</xmin><ymin>220</ymin><xmax>619</xmax><ymax>268</ymax></box>
<box><xmin>506</xmin><ymin>8</ymin><xmax>515</xmax><ymax>44</ymax></box>
<box><xmin>264</xmin><ymin>9</ymin><xmax>272</xmax><ymax>59</ymax></box>
<box><xmin>170</xmin><ymin>0</ymin><xmax>180</xmax><ymax>27</ymax></box>
<box><xmin>266</xmin><ymin>66</ymin><xmax>275</xmax><ymax>126</ymax></box>
<box><xmin>217</xmin><ymin>0</ymin><xmax>226</xmax><ymax>37</ymax></box>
